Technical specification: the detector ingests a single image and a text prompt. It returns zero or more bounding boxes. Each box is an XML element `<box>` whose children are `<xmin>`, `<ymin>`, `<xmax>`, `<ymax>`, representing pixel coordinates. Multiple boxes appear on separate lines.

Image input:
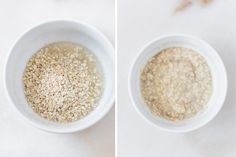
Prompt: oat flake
<box><xmin>23</xmin><ymin>42</ymin><xmax>102</xmax><ymax>123</ymax></box>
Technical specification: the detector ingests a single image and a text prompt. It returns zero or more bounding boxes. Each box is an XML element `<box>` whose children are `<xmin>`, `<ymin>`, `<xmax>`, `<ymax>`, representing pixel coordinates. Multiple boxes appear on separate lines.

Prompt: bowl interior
<box><xmin>5</xmin><ymin>21</ymin><xmax>114</xmax><ymax>132</ymax></box>
<box><xmin>130</xmin><ymin>35</ymin><xmax>227</xmax><ymax>132</ymax></box>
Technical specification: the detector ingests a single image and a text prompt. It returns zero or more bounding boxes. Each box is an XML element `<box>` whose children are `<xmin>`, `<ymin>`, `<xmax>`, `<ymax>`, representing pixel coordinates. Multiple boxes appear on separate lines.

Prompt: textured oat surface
<box><xmin>141</xmin><ymin>47</ymin><xmax>213</xmax><ymax>121</ymax></box>
<box><xmin>23</xmin><ymin>42</ymin><xmax>103</xmax><ymax>123</ymax></box>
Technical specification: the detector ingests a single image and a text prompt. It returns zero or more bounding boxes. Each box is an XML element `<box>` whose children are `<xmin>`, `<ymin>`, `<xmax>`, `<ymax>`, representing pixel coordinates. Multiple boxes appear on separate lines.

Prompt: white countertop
<box><xmin>117</xmin><ymin>0</ymin><xmax>236</xmax><ymax>157</ymax></box>
<box><xmin>0</xmin><ymin>0</ymin><xmax>114</xmax><ymax>157</ymax></box>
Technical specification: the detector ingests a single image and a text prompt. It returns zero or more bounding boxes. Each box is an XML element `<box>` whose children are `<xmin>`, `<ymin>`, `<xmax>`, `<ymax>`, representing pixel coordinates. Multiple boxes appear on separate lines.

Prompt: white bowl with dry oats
<box><xmin>129</xmin><ymin>35</ymin><xmax>227</xmax><ymax>132</ymax></box>
<box><xmin>4</xmin><ymin>20</ymin><xmax>114</xmax><ymax>133</ymax></box>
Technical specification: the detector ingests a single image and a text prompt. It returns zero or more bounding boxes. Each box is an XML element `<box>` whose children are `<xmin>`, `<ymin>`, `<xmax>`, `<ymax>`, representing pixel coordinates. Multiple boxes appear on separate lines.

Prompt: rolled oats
<box><xmin>23</xmin><ymin>42</ymin><xmax>102</xmax><ymax>123</ymax></box>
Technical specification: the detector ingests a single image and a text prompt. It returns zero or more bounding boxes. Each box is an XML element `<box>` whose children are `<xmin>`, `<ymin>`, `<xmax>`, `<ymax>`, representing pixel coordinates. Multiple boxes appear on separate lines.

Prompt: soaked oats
<box><xmin>23</xmin><ymin>42</ymin><xmax>102</xmax><ymax>123</ymax></box>
<box><xmin>141</xmin><ymin>47</ymin><xmax>213</xmax><ymax>121</ymax></box>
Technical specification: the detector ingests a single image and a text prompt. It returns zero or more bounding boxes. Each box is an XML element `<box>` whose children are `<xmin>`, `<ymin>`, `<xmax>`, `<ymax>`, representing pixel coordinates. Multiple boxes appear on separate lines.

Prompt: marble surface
<box><xmin>117</xmin><ymin>0</ymin><xmax>236</xmax><ymax>157</ymax></box>
<box><xmin>0</xmin><ymin>0</ymin><xmax>114</xmax><ymax>157</ymax></box>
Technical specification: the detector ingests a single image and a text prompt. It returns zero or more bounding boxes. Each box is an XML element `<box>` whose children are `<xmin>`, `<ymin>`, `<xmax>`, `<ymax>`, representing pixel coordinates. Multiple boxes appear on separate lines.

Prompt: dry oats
<box><xmin>141</xmin><ymin>47</ymin><xmax>213</xmax><ymax>121</ymax></box>
<box><xmin>175</xmin><ymin>0</ymin><xmax>192</xmax><ymax>12</ymax></box>
<box><xmin>200</xmin><ymin>0</ymin><xmax>213</xmax><ymax>6</ymax></box>
<box><xmin>175</xmin><ymin>0</ymin><xmax>214</xmax><ymax>12</ymax></box>
<box><xmin>23</xmin><ymin>42</ymin><xmax>102</xmax><ymax>123</ymax></box>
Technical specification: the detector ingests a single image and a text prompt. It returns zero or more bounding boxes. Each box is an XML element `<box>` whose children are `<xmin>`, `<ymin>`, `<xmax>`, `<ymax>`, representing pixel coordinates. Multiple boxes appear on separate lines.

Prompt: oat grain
<box><xmin>23</xmin><ymin>42</ymin><xmax>102</xmax><ymax>123</ymax></box>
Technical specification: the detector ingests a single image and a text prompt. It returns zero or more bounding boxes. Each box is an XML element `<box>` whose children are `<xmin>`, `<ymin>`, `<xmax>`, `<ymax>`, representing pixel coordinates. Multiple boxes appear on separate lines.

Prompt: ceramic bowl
<box><xmin>129</xmin><ymin>34</ymin><xmax>227</xmax><ymax>132</ymax></box>
<box><xmin>4</xmin><ymin>20</ymin><xmax>115</xmax><ymax>133</ymax></box>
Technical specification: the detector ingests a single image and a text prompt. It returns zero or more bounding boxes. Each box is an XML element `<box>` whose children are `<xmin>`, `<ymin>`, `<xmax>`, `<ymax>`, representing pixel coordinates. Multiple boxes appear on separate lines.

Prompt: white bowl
<box><xmin>129</xmin><ymin>34</ymin><xmax>227</xmax><ymax>132</ymax></box>
<box><xmin>4</xmin><ymin>20</ymin><xmax>115</xmax><ymax>133</ymax></box>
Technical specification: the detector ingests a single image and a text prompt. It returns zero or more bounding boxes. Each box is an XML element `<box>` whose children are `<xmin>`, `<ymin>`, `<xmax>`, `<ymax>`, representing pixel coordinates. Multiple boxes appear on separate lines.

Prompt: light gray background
<box><xmin>118</xmin><ymin>0</ymin><xmax>236</xmax><ymax>157</ymax></box>
<box><xmin>0</xmin><ymin>0</ymin><xmax>114</xmax><ymax>157</ymax></box>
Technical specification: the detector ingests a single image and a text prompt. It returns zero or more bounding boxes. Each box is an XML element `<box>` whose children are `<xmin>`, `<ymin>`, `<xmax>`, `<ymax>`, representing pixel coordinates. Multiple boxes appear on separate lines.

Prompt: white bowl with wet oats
<box><xmin>129</xmin><ymin>35</ymin><xmax>227</xmax><ymax>132</ymax></box>
<box><xmin>4</xmin><ymin>20</ymin><xmax>114</xmax><ymax>133</ymax></box>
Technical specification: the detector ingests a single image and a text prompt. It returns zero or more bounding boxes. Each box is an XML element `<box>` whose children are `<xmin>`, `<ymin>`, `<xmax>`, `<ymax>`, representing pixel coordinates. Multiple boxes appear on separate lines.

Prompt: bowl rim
<box><xmin>3</xmin><ymin>19</ymin><xmax>115</xmax><ymax>133</ymax></box>
<box><xmin>128</xmin><ymin>34</ymin><xmax>228</xmax><ymax>133</ymax></box>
